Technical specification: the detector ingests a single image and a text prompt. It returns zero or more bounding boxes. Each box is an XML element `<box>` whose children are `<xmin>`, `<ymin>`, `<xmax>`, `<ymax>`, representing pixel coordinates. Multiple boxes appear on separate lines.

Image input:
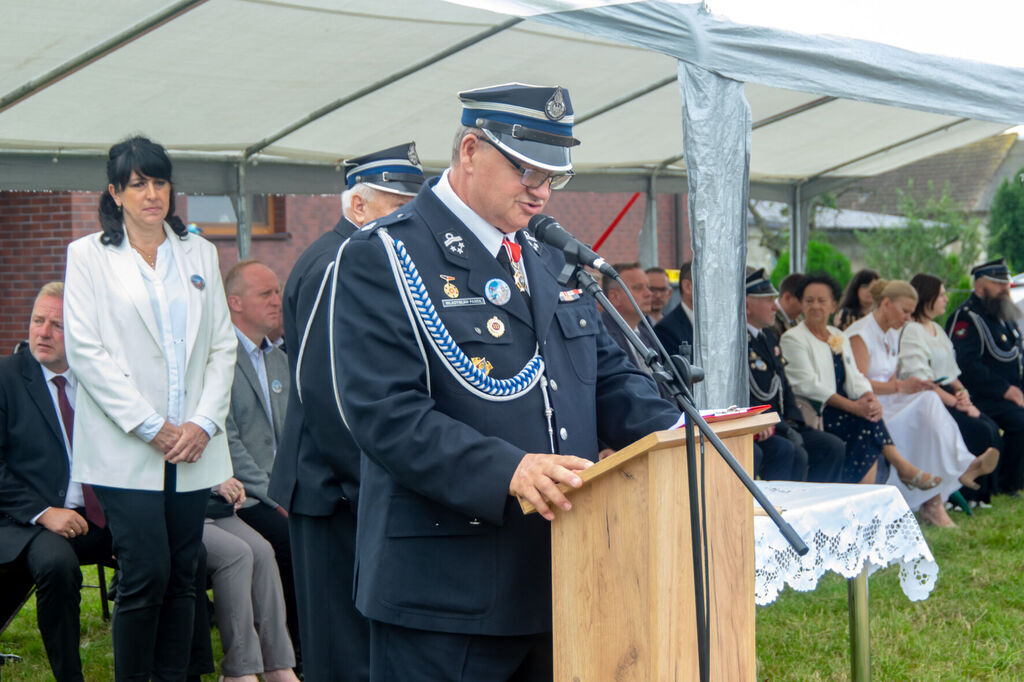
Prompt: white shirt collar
<box><xmin>747</xmin><ymin>323</ymin><xmax>763</xmax><ymax>338</ymax></box>
<box><xmin>681</xmin><ymin>301</ymin><xmax>695</xmax><ymax>323</ymax></box>
<box><xmin>432</xmin><ymin>168</ymin><xmax>512</xmax><ymax>258</ymax></box>
<box><xmin>234</xmin><ymin>325</ymin><xmax>268</xmax><ymax>356</ymax></box>
<box><xmin>40</xmin><ymin>363</ymin><xmax>76</xmax><ymax>388</ymax></box>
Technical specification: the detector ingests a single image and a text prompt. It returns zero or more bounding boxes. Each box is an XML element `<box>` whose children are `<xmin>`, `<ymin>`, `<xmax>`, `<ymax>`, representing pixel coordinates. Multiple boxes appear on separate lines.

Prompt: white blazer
<box><xmin>64</xmin><ymin>224</ymin><xmax>236</xmax><ymax>492</ymax></box>
<box><xmin>780</xmin><ymin>321</ymin><xmax>872</xmax><ymax>405</ymax></box>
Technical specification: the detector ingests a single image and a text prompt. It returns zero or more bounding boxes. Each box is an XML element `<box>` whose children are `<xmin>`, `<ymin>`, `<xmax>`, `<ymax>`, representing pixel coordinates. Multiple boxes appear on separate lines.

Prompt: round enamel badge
<box><xmin>485</xmin><ymin>278</ymin><xmax>511</xmax><ymax>306</ymax></box>
<box><xmin>487</xmin><ymin>316</ymin><xmax>505</xmax><ymax>338</ymax></box>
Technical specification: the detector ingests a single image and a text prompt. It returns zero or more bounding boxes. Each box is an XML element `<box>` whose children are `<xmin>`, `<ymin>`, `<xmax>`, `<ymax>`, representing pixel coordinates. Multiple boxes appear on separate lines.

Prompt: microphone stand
<box><xmin>554</xmin><ymin>244</ymin><xmax>808</xmax><ymax>682</ymax></box>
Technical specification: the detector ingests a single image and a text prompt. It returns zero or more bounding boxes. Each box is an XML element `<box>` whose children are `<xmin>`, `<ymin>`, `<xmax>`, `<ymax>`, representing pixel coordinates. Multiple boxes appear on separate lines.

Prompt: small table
<box><xmin>753</xmin><ymin>482</ymin><xmax>938</xmax><ymax>681</ymax></box>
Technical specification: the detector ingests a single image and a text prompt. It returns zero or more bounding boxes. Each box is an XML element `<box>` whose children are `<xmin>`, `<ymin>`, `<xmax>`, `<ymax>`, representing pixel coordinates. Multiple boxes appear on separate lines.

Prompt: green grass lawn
<box><xmin>3</xmin><ymin>495</ymin><xmax>1023</xmax><ymax>680</ymax></box>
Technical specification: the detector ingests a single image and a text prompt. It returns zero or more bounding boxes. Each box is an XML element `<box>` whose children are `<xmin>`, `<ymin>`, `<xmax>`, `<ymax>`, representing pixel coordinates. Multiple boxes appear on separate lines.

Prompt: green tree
<box><xmin>857</xmin><ymin>180</ymin><xmax>981</xmax><ymax>287</ymax></box>
<box><xmin>771</xmin><ymin>240</ymin><xmax>852</xmax><ymax>289</ymax></box>
<box><xmin>987</xmin><ymin>167</ymin><xmax>1024</xmax><ymax>272</ymax></box>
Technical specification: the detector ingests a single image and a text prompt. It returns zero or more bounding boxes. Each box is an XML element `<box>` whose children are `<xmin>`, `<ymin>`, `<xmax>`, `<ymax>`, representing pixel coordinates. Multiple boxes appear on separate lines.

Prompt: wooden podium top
<box><xmin>519</xmin><ymin>411</ymin><xmax>778</xmax><ymax>515</ymax></box>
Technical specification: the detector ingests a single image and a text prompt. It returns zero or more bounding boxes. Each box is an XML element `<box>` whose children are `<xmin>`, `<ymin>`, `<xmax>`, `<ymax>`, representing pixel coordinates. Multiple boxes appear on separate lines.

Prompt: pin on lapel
<box><xmin>485</xmin><ymin>278</ymin><xmax>511</xmax><ymax>306</ymax></box>
<box><xmin>271</xmin><ymin>379</ymin><xmax>283</xmax><ymax>394</ymax></box>
<box><xmin>190</xmin><ymin>274</ymin><xmax>205</xmax><ymax>290</ymax></box>
<box><xmin>521</xmin><ymin>230</ymin><xmax>541</xmax><ymax>254</ymax></box>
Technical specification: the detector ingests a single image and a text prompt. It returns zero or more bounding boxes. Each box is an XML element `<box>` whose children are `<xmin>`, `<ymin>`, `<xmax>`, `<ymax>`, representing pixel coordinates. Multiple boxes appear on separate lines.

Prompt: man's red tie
<box><xmin>51</xmin><ymin>375</ymin><xmax>106</xmax><ymax>528</ymax></box>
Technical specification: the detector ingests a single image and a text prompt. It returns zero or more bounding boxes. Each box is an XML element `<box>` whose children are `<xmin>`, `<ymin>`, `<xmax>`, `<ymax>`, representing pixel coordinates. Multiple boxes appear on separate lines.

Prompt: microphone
<box><xmin>528</xmin><ymin>214</ymin><xmax>618</xmax><ymax>279</ymax></box>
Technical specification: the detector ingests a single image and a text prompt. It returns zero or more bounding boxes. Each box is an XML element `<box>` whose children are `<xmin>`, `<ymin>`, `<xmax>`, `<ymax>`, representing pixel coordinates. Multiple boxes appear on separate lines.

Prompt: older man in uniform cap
<box><xmin>268</xmin><ymin>143</ymin><xmax>423</xmax><ymax>681</ymax></box>
<box><xmin>947</xmin><ymin>258</ymin><xmax>1024</xmax><ymax>494</ymax></box>
<box><xmin>330</xmin><ymin>83</ymin><xmax>680</xmax><ymax>680</ymax></box>
<box><xmin>745</xmin><ymin>268</ymin><xmax>845</xmax><ymax>482</ymax></box>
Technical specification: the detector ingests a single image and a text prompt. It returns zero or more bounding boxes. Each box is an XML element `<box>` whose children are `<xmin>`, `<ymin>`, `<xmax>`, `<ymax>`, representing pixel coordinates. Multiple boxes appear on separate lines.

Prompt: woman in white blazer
<box><xmin>64</xmin><ymin>136</ymin><xmax>235</xmax><ymax>681</ymax></box>
<box><xmin>780</xmin><ymin>273</ymin><xmax>938</xmax><ymax>488</ymax></box>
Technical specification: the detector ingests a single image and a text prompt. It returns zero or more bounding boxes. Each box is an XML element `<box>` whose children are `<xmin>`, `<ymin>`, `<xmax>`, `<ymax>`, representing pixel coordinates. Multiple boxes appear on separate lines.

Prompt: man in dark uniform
<box><xmin>331</xmin><ymin>84</ymin><xmax>680</xmax><ymax>680</ymax></box>
<box><xmin>599</xmin><ymin>262</ymin><xmax>659</xmax><ymax>373</ymax></box>
<box><xmin>745</xmin><ymin>268</ymin><xmax>845</xmax><ymax>482</ymax></box>
<box><xmin>770</xmin><ymin>271</ymin><xmax>805</xmax><ymax>340</ymax></box>
<box><xmin>268</xmin><ymin>143</ymin><xmax>423</xmax><ymax>681</ymax></box>
<box><xmin>654</xmin><ymin>260</ymin><xmax>694</xmax><ymax>358</ymax></box>
<box><xmin>947</xmin><ymin>258</ymin><xmax>1024</xmax><ymax>494</ymax></box>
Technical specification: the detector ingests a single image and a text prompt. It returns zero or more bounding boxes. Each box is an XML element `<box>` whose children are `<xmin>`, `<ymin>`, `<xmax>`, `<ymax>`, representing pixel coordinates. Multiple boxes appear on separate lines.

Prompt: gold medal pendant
<box><xmin>471</xmin><ymin>356</ymin><xmax>493</xmax><ymax>375</ymax></box>
<box><xmin>440</xmin><ymin>274</ymin><xmax>459</xmax><ymax>299</ymax></box>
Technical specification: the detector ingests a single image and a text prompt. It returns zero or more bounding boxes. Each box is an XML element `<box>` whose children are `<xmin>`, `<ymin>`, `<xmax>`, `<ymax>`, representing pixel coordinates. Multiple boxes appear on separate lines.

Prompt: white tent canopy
<box><xmin>2</xmin><ymin>0</ymin><xmax>1022</xmax><ymax>405</ymax></box>
<box><xmin>1</xmin><ymin>0</ymin><xmax>1019</xmax><ymax>195</ymax></box>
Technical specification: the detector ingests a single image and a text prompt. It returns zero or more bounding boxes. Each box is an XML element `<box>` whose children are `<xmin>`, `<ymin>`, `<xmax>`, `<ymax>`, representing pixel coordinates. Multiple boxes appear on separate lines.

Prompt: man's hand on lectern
<box><xmin>510</xmin><ymin>453</ymin><xmax>593</xmax><ymax>521</ymax></box>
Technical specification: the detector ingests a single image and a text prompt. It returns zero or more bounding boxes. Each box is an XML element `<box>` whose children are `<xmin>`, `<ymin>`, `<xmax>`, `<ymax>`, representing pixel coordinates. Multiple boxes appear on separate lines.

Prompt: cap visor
<box><xmin>490</xmin><ymin>133</ymin><xmax>572</xmax><ymax>173</ymax></box>
<box><xmin>365</xmin><ymin>180</ymin><xmax>422</xmax><ymax>197</ymax></box>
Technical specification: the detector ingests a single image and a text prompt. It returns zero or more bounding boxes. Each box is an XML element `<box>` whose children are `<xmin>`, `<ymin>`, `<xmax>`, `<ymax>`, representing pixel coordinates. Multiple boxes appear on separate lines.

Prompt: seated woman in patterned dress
<box><xmin>780</xmin><ymin>274</ymin><xmax>939</xmax><ymax>494</ymax></box>
<box><xmin>846</xmin><ymin>279</ymin><xmax>997</xmax><ymax>527</ymax></box>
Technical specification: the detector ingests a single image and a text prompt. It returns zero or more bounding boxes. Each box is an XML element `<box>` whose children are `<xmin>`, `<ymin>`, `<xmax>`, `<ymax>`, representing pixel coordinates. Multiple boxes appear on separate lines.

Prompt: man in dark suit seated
<box><xmin>0</xmin><ymin>282</ymin><xmax>113</xmax><ymax>682</ymax></box>
<box><xmin>654</xmin><ymin>260</ymin><xmax>695</xmax><ymax>359</ymax></box>
<box><xmin>0</xmin><ymin>283</ymin><xmax>215</xmax><ymax>682</ymax></box>
<box><xmin>269</xmin><ymin>143</ymin><xmax>424</xmax><ymax>681</ymax></box>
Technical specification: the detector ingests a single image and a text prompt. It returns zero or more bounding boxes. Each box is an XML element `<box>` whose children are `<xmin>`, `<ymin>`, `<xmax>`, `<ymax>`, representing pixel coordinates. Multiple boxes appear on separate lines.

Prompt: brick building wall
<box><xmin>0</xmin><ymin>189</ymin><xmax>689</xmax><ymax>351</ymax></box>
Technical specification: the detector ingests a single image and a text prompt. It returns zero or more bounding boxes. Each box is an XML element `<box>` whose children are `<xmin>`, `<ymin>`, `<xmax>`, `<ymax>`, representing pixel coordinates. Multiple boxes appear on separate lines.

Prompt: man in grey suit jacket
<box><xmin>223</xmin><ymin>260</ymin><xmax>299</xmax><ymax>658</ymax></box>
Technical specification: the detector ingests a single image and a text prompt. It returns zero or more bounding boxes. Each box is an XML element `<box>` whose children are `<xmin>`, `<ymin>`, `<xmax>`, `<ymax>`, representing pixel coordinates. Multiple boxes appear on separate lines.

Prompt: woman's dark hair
<box><xmin>98</xmin><ymin>136</ymin><xmax>188</xmax><ymax>246</ymax></box>
<box><xmin>838</xmin><ymin>268</ymin><xmax>880</xmax><ymax>314</ymax></box>
<box><xmin>910</xmin><ymin>273</ymin><xmax>943</xmax><ymax>320</ymax></box>
<box><xmin>796</xmin><ymin>271</ymin><xmax>842</xmax><ymax>302</ymax></box>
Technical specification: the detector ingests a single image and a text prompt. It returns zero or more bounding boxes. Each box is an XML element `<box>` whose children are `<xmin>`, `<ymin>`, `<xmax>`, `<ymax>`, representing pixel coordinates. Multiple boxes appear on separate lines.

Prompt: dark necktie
<box><xmin>51</xmin><ymin>375</ymin><xmax>106</xmax><ymax>528</ymax></box>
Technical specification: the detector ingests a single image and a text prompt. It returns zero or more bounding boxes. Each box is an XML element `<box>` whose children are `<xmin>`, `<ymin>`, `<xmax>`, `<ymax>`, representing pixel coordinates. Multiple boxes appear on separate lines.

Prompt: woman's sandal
<box><xmin>900</xmin><ymin>469</ymin><xmax>941</xmax><ymax>490</ymax></box>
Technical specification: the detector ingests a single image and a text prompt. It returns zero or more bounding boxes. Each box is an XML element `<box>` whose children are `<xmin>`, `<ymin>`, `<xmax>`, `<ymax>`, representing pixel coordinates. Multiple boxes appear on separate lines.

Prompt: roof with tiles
<box><xmin>835</xmin><ymin>133</ymin><xmax>1022</xmax><ymax>216</ymax></box>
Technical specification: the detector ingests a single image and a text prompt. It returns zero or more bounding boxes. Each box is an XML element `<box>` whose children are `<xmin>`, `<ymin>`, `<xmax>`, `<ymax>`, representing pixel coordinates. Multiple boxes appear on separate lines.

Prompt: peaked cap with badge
<box><xmin>326</xmin><ymin>81</ymin><xmax>679</xmax><ymax>654</ymax></box>
<box><xmin>971</xmin><ymin>257</ymin><xmax>1012</xmax><ymax>283</ymax></box>
<box><xmin>745</xmin><ymin>267</ymin><xmax>778</xmax><ymax>297</ymax></box>
<box><xmin>344</xmin><ymin>141</ymin><xmax>424</xmax><ymax>197</ymax></box>
<box><xmin>459</xmin><ymin>82</ymin><xmax>579</xmax><ymax>173</ymax></box>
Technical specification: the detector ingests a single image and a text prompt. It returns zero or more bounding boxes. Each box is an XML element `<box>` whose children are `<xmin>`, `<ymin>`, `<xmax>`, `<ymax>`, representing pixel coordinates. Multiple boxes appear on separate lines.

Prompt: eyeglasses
<box><xmin>475</xmin><ymin>135</ymin><xmax>573</xmax><ymax>190</ymax></box>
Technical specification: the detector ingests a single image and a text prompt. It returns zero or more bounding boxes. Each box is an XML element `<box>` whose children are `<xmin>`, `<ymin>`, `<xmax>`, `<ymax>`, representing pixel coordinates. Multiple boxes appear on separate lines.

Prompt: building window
<box><xmin>186</xmin><ymin>194</ymin><xmax>283</xmax><ymax>236</ymax></box>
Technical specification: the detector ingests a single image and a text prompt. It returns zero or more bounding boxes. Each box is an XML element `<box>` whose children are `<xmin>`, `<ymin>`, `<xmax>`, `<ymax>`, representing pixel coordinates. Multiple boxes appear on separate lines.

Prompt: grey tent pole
<box><xmin>678</xmin><ymin>62</ymin><xmax>750</xmax><ymax>409</ymax></box>
<box><xmin>790</xmin><ymin>183</ymin><xmax>806</xmax><ymax>273</ymax></box>
<box><xmin>235</xmin><ymin>162</ymin><xmax>250</xmax><ymax>260</ymax></box>
<box><xmin>638</xmin><ymin>172</ymin><xmax>659</xmax><ymax>269</ymax></box>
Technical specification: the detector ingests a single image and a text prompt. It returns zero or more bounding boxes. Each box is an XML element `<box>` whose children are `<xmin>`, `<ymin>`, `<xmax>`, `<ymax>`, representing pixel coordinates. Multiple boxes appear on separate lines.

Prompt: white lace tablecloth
<box><xmin>754</xmin><ymin>482</ymin><xmax>938</xmax><ymax>606</ymax></box>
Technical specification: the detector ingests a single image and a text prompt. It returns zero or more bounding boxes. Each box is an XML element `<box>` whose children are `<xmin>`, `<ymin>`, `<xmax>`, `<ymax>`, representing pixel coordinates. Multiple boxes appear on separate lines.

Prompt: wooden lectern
<box><xmin>522</xmin><ymin>412</ymin><xmax>776</xmax><ymax>681</ymax></box>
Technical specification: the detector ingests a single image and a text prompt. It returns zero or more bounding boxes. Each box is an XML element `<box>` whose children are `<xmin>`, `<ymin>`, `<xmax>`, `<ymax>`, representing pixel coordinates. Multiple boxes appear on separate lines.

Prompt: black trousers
<box><xmin>973</xmin><ymin>398</ymin><xmax>1024</xmax><ymax>494</ymax></box>
<box><xmin>237</xmin><ymin>502</ymin><xmax>300</xmax><ymax>657</ymax></box>
<box><xmin>944</xmin><ymin>398</ymin><xmax>1002</xmax><ymax>501</ymax></box>
<box><xmin>754</xmin><ymin>434</ymin><xmax>805</xmax><ymax>480</ymax></box>
<box><xmin>796</xmin><ymin>425</ymin><xmax>846</xmax><ymax>483</ymax></box>
<box><xmin>289</xmin><ymin>507</ymin><xmax>369</xmax><ymax>682</ymax></box>
<box><xmin>369</xmin><ymin>621</ymin><xmax>553</xmax><ymax>682</ymax></box>
<box><xmin>93</xmin><ymin>464</ymin><xmax>209</xmax><ymax>682</ymax></box>
<box><xmin>12</xmin><ymin>517</ymin><xmax>112</xmax><ymax>682</ymax></box>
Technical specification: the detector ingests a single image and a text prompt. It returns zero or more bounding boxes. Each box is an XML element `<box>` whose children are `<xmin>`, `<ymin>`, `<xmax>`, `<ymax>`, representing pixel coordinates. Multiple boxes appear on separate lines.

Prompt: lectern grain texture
<box><xmin>547</xmin><ymin>415</ymin><xmax>767</xmax><ymax>681</ymax></box>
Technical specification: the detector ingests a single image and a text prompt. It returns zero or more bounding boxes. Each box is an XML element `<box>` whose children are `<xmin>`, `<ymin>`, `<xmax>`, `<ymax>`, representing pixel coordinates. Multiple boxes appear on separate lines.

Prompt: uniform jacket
<box><xmin>0</xmin><ymin>347</ymin><xmax>74</xmax><ymax>563</ymax></box>
<box><xmin>780</xmin><ymin>322</ymin><xmax>872</xmax><ymax>406</ymax></box>
<box><xmin>226</xmin><ymin>340</ymin><xmax>289</xmax><ymax>509</ymax></box>
<box><xmin>269</xmin><ymin>217</ymin><xmax>362</xmax><ymax>515</ymax></box>
<box><xmin>748</xmin><ymin>328</ymin><xmax>801</xmax><ymax>430</ymax></box>
<box><xmin>946</xmin><ymin>293</ymin><xmax>1024</xmax><ymax>402</ymax></box>
<box><xmin>654</xmin><ymin>302</ymin><xmax>694</xmax><ymax>359</ymax></box>
<box><xmin>63</xmin><ymin>225</ymin><xmax>235</xmax><ymax>492</ymax></box>
<box><xmin>333</xmin><ymin>179</ymin><xmax>680</xmax><ymax>636</ymax></box>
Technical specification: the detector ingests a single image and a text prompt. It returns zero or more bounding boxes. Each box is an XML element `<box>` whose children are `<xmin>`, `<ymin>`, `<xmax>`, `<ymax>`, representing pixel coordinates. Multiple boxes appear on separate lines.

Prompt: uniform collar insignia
<box><xmin>439</xmin><ymin>231</ymin><xmax>466</xmax><ymax>257</ymax></box>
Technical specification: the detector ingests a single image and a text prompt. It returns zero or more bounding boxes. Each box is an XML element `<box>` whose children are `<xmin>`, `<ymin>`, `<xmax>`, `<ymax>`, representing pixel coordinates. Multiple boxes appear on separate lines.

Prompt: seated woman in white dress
<box><xmin>846</xmin><ymin>279</ymin><xmax>996</xmax><ymax>526</ymax></box>
<box><xmin>780</xmin><ymin>273</ymin><xmax>937</xmax><ymax>490</ymax></box>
